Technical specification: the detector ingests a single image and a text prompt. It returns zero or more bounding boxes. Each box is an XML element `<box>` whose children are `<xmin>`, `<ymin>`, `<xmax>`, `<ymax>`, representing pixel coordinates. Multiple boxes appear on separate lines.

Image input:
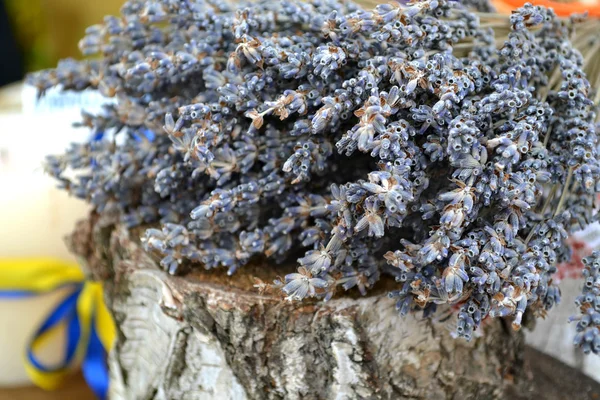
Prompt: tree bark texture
<box><xmin>70</xmin><ymin>217</ymin><xmax>532</xmax><ymax>400</ymax></box>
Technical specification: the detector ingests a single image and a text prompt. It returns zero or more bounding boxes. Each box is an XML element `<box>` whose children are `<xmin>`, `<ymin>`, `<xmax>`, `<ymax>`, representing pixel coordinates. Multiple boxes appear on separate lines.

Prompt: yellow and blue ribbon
<box><xmin>0</xmin><ymin>258</ymin><xmax>115</xmax><ymax>399</ymax></box>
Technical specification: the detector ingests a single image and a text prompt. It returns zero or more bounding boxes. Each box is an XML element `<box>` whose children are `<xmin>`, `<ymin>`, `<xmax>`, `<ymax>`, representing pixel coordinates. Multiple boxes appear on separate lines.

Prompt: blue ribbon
<box><xmin>0</xmin><ymin>283</ymin><xmax>111</xmax><ymax>399</ymax></box>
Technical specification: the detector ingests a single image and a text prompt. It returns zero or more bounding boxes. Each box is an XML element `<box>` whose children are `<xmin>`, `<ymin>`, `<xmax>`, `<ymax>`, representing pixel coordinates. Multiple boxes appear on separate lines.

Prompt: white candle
<box><xmin>0</xmin><ymin>108</ymin><xmax>90</xmax><ymax>386</ymax></box>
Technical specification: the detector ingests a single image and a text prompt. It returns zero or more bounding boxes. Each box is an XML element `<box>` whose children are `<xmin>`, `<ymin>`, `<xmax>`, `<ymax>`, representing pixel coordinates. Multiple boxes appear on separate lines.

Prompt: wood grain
<box><xmin>73</xmin><ymin>220</ymin><xmax>528</xmax><ymax>399</ymax></box>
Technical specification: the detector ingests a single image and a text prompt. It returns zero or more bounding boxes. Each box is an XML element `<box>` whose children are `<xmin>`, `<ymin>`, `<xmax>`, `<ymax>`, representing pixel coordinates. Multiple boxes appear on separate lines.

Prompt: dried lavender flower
<box><xmin>32</xmin><ymin>0</ymin><xmax>600</xmax><ymax>353</ymax></box>
<box><xmin>571</xmin><ymin>251</ymin><xmax>600</xmax><ymax>355</ymax></box>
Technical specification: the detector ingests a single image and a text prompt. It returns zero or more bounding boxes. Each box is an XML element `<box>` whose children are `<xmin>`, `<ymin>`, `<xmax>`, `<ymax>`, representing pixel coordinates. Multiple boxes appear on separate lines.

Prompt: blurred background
<box><xmin>0</xmin><ymin>0</ymin><xmax>599</xmax><ymax>398</ymax></box>
<box><xmin>1</xmin><ymin>0</ymin><xmax>123</xmax><ymax>84</ymax></box>
<box><xmin>0</xmin><ymin>1</ymin><xmax>122</xmax><ymax>398</ymax></box>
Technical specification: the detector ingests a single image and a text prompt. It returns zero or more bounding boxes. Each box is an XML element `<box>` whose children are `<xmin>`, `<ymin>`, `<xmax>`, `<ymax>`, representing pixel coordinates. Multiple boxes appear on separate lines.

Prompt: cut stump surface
<box><xmin>70</xmin><ymin>218</ymin><xmax>600</xmax><ymax>399</ymax></box>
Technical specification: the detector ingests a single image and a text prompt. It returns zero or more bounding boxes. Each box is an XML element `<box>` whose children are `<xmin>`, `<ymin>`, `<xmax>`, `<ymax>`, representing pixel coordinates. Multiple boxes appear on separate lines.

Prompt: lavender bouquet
<box><xmin>30</xmin><ymin>0</ymin><xmax>600</xmax><ymax>355</ymax></box>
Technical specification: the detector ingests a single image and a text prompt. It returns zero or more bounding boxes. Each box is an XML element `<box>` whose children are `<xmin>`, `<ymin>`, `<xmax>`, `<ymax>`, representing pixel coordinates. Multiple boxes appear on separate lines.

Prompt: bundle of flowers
<box><xmin>29</xmin><ymin>0</ymin><xmax>600</xmax><ymax>353</ymax></box>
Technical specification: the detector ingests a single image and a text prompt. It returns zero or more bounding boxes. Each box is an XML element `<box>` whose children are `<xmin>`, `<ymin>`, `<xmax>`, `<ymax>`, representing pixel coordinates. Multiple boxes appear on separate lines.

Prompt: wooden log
<box><xmin>71</xmin><ymin>216</ymin><xmax>591</xmax><ymax>400</ymax></box>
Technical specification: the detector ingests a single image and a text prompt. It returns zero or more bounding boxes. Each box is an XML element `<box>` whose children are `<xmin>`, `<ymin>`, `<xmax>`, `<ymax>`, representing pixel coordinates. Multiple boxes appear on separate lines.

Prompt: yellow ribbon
<box><xmin>0</xmin><ymin>258</ymin><xmax>115</xmax><ymax>396</ymax></box>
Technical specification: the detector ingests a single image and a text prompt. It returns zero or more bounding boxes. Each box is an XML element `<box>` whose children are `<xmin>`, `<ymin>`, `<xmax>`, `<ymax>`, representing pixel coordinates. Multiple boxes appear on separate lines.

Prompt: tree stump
<box><xmin>70</xmin><ymin>217</ymin><xmax>533</xmax><ymax>400</ymax></box>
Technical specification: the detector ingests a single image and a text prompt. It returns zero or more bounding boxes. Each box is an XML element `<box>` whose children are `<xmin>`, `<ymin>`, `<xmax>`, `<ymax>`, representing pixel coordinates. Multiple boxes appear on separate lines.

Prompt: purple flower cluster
<box><xmin>31</xmin><ymin>0</ymin><xmax>600</xmax><ymax>349</ymax></box>
<box><xmin>571</xmin><ymin>251</ymin><xmax>600</xmax><ymax>355</ymax></box>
